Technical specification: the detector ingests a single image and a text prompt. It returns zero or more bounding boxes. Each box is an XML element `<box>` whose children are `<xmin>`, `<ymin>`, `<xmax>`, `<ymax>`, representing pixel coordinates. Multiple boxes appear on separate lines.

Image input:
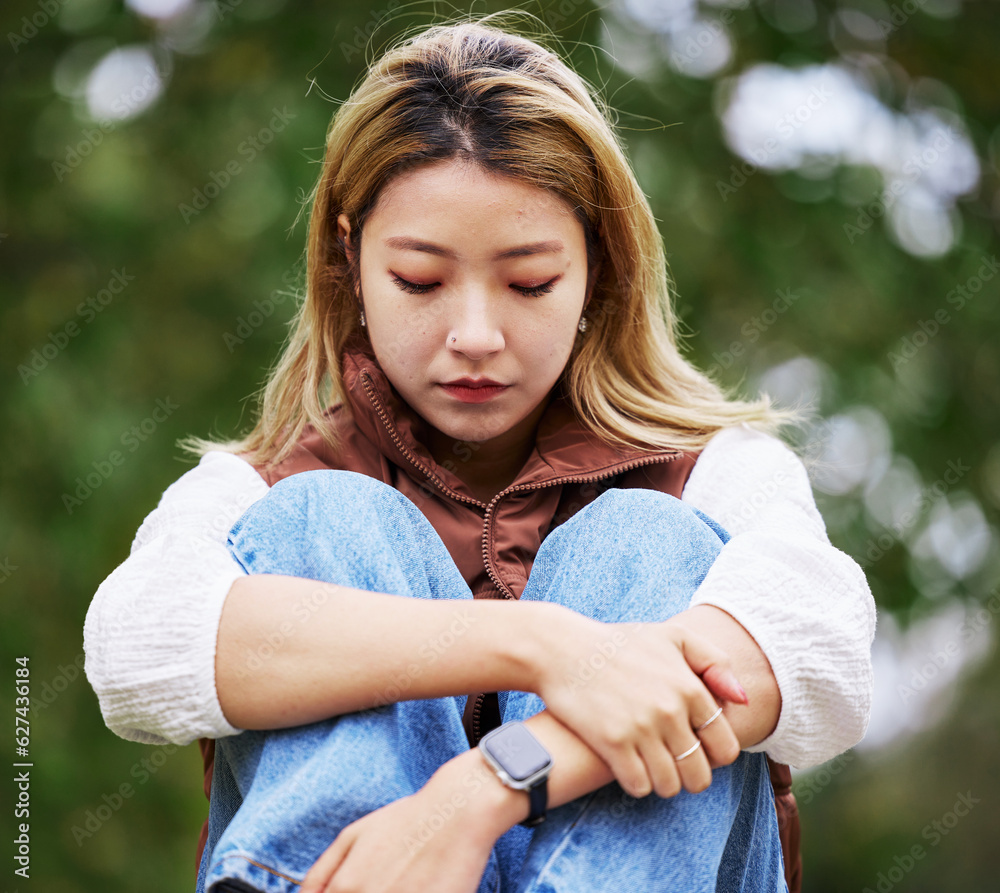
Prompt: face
<box><xmin>340</xmin><ymin>158</ymin><xmax>591</xmax><ymax>460</ymax></box>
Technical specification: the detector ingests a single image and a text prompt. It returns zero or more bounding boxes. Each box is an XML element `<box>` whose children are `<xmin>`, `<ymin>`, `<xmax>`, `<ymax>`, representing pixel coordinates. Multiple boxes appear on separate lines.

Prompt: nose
<box><xmin>446</xmin><ymin>291</ymin><xmax>505</xmax><ymax>361</ymax></box>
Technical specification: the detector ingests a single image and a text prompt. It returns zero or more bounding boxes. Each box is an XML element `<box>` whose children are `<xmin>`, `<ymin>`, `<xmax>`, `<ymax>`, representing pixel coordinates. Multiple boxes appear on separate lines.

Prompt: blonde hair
<box><xmin>187</xmin><ymin>16</ymin><xmax>785</xmax><ymax>467</ymax></box>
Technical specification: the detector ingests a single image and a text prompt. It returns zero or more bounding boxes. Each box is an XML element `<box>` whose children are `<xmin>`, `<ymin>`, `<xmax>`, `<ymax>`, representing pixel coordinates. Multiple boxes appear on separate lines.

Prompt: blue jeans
<box><xmin>197</xmin><ymin>470</ymin><xmax>786</xmax><ymax>892</ymax></box>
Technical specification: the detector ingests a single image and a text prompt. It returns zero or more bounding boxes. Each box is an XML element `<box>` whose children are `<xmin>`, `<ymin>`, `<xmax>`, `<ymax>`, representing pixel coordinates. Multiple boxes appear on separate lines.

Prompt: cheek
<box><xmin>402</xmin><ymin>301</ymin><xmax>451</xmax><ymax>340</ymax></box>
<box><xmin>518</xmin><ymin>313</ymin><xmax>580</xmax><ymax>360</ymax></box>
<box><xmin>368</xmin><ymin>306</ymin><xmax>441</xmax><ymax>377</ymax></box>
<box><xmin>368</xmin><ymin>287</ymin><xmax>449</xmax><ymax>344</ymax></box>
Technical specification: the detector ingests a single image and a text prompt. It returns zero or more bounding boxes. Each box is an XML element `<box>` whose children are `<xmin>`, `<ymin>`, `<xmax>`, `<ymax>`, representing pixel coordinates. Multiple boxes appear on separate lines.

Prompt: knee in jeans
<box><xmin>255</xmin><ymin>470</ymin><xmax>417</xmax><ymax>531</ymax></box>
<box><xmin>271</xmin><ymin>468</ymin><xmax>393</xmax><ymax>504</ymax></box>
<box><xmin>582</xmin><ymin>488</ymin><xmax>685</xmax><ymax>525</ymax></box>
<box><xmin>573</xmin><ymin>488</ymin><xmax>728</xmax><ymax>545</ymax></box>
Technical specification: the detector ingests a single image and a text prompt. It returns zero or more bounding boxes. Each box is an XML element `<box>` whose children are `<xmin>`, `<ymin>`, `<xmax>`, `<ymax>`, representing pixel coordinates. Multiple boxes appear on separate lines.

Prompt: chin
<box><xmin>430</xmin><ymin>408</ymin><xmax>519</xmax><ymax>444</ymax></box>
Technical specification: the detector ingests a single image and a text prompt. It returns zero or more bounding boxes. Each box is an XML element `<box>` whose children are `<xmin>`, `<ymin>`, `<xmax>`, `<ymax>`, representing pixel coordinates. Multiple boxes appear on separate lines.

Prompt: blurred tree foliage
<box><xmin>1</xmin><ymin>0</ymin><xmax>997</xmax><ymax>889</ymax></box>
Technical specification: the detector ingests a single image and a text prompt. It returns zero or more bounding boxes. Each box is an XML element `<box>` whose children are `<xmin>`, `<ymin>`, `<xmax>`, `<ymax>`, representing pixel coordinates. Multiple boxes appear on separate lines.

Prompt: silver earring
<box><xmin>359</xmin><ymin>310</ymin><xmax>366</xmax><ymax>328</ymax></box>
<box><xmin>578</xmin><ymin>316</ymin><xmax>588</xmax><ymax>333</ymax></box>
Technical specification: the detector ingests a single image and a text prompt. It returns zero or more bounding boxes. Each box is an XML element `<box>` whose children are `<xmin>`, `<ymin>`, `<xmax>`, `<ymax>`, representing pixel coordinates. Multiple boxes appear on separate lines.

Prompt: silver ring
<box><xmin>673</xmin><ymin>739</ymin><xmax>703</xmax><ymax>762</ymax></box>
<box><xmin>695</xmin><ymin>706</ymin><xmax>723</xmax><ymax>733</ymax></box>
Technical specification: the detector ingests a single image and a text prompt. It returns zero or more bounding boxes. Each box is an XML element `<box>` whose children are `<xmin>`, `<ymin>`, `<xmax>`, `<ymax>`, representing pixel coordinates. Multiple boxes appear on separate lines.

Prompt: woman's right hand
<box><xmin>534</xmin><ymin>606</ymin><xmax>746</xmax><ymax>800</ymax></box>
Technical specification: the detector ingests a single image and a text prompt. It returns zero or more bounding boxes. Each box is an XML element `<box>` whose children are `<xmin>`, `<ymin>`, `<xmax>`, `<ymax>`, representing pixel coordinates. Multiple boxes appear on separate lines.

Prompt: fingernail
<box><xmin>736</xmin><ymin>682</ymin><xmax>749</xmax><ymax>704</ymax></box>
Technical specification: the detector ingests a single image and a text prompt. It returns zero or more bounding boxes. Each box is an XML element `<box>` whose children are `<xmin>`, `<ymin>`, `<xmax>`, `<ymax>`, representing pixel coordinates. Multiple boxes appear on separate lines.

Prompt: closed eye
<box><xmin>512</xmin><ymin>277</ymin><xmax>559</xmax><ymax>297</ymax></box>
<box><xmin>391</xmin><ymin>274</ymin><xmax>559</xmax><ymax>298</ymax></box>
<box><xmin>391</xmin><ymin>274</ymin><xmax>438</xmax><ymax>295</ymax></box>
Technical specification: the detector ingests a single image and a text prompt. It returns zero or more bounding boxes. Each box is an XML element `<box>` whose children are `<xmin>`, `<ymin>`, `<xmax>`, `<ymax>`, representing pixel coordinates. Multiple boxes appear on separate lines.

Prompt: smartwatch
<box><xmin>478</xmin><ymin>721</ymin><xmax>553</xmax><ymax>828</ymax></box>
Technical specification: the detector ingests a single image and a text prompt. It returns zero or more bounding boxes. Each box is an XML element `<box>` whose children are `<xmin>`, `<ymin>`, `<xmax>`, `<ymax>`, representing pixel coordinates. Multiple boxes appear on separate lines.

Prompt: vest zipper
<box><xmin>362</xmin><ymin>372</ymin><xmax>681</xmax><ymax>601</ymax></box>
<box><xmin>360</xmin><ymin>373</ymin><xmax>487</xmax><ymax>511</ymax></box>
<box><xmin>361</xmin><ymin>372</ymin><xmax>682</xmax><ymax>744</ymax></box>
<box><xmin>471</xmin><ymin>452</ymin><xmax>682</xmax><ymax>744</ymax></box>
<box><xmin>470</xmin><ymin>691</ymin><xmax>486</xmax><ymax>746</ymax></box>
<box><xmin>479</xmin><ymin>452</ymin><xmax>683</xmax><ymax>599</ymax></box>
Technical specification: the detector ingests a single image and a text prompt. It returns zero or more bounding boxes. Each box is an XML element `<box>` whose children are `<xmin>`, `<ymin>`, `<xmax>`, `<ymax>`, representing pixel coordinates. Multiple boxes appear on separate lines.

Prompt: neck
<box><xmin>426</xmin><ymin>404</ymin><xmax>548</xmax><ymax>503</ymax></box>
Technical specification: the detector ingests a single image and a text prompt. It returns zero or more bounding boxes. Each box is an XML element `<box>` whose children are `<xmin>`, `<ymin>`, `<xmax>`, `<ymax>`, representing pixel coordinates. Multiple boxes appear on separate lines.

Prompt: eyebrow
<box><xmin>383</xmin><ymin>236</ymin><xmax>564</xmax><ymax>260</ymax></box>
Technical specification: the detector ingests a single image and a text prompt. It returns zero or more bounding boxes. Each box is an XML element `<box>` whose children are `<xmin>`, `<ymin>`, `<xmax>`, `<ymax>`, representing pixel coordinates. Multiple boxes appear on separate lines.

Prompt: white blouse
<box><xmin>83</xmin><ymin>424</ymin><xmax>876</xmax><ymax>769</ymax></box>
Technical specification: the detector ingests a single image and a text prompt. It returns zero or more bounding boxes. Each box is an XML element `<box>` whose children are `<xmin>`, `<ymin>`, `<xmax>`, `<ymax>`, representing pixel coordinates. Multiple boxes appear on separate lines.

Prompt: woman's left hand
<box><xmin>300</xmin><ymin>754</ymin><xmax>514</xmax><ymax>893</ymax></box>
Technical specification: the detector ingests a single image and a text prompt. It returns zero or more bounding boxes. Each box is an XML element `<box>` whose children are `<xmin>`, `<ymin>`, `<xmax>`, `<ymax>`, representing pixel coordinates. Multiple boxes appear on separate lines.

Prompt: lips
<box><xmin>440</xmin><ymin>378</ymin><xmax>509</xmax><ymax>404</ymax></box>
<box><xmin>443</xmin><ymin>378</ymin><xmax>506</xmax><ymax>388</ymax></box>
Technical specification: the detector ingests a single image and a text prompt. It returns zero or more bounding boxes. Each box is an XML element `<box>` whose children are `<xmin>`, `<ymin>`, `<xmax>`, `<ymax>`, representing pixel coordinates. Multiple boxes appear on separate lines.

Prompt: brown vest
<box><xmin>196</xmin><ymin>335</ymin><xmax>801</xmax><ymax>889</ymax></box>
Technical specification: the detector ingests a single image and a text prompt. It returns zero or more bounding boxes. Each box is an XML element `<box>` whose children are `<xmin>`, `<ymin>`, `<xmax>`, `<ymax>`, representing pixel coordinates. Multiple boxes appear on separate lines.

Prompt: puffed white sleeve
<box><xmin>681</xmin><ymin>424</ymin><xmax>876</xmax><ymax>768</ymax></box>
<box><xmin>83</xmin><ymin>451</ymin><xmax>270</xmax><ymax>746</ymax></box>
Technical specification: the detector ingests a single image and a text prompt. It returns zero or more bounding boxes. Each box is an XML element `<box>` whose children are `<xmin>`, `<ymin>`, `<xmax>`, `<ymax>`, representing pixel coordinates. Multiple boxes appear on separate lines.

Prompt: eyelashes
<box><xmin>513</xmin><ymin>280</ymin><xmax>557</xmax><ymax>297</ymax></box>
<box><xmin>391</xmin><ymin>275</ymin><xmax>437</xmax><ymax>295</ymax></box>
<box><xmin>390</xmin><ymin>274</ymin><xmax>558</xmax><ymax>298</ymax></box>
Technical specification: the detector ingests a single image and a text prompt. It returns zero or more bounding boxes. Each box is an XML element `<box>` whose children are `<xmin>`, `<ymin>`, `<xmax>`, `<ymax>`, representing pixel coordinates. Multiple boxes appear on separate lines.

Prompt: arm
<box><xmin>301</xmin><ymin>633</ymin><xmax>753</xmax><ymax>893</ymax></box>
<box><xmin>84</xmin><ymin>449</ymin><xmax>750</xmax><ymax>771</ymax></box>
<box><xmin>682</xmin><ymin>424</ymin><xmax>876</xmax><ymax>767</ymax></box>
<box><xmin>83</xmin><ymin>451</ymin><xmax>559</xmax><ymax>742</ymax></box>
<box><xmin>218</xmin><ymin>579</ymin><xmax>756</xmax><ymax>793</ymax></box>
<box><xmin>83</xmin><ymin>451</ymin><xmax>268</xmax><ymax>745</ymax></box>
<box><xmin>217</xmin><ymin>575</ymin><xmax>555</xmax><ymax>728</ymax></box>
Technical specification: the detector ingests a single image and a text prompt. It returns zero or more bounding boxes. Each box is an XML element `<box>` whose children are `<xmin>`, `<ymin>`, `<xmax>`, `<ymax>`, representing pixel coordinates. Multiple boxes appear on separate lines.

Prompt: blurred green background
<box><xmin>2</xmin><ymin>0</ymin><xmax>998</xmax><ymax>889</ymax></box>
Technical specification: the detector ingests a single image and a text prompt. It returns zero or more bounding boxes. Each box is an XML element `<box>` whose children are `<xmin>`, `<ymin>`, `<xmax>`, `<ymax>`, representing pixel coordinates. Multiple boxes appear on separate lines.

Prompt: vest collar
<box><xmin>339</xmin><ymin>334</ymin><xmax>678</xmax><ymax>503</ymax></box>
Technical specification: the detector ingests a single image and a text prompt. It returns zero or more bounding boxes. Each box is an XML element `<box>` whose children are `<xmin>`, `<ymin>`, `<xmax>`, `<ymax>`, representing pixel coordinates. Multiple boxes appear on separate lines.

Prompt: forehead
<box><xmin>367</xmin><ymin>158</ymin><xmax>583</xmax><ymax>237</ymax></box>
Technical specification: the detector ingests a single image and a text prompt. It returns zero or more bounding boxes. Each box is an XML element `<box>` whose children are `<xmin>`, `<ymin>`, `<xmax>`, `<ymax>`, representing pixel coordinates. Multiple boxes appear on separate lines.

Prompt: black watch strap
<box><xmin>520</xmin><ymin>777</ymin><xmax>548</xmax><ymax>828</ymax></box>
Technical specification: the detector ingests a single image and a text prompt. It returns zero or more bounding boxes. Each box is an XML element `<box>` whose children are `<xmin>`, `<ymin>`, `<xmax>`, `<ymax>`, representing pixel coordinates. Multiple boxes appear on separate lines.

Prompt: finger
<box><xmin>666</xmin><ymin>730</ymin><xmax>713</xmax><ymax>794</ymax></box>
<box><xmin>702</xmin><ymin>664</ymin><xmax>748</xmax><ymax>705</ymax></box>
<box><xmin>301</xmin><ymin>832</ymin><xmax>354</xmax><ymax>893</ymax></box>
<box><xmin>608</xmin><ymin>742</ymin><xmax>654</xmax><ymax>798</ymax></box>
<box><xmin>637</xmin><ymin>733</ymin><xmax>684</xmax><ymax>798</ymax></box>
<box><xmin>673</xmin><ymin>684</ymin><xmax>736</xmax><ymax>779</ymax></box>
<box><xmin>677</xmin><ymin>633</ymin><xmax>748</xmax><ymax>705</ymax></box>
<box><xmin>696</xmin><ymin>710</ymin><xmax>741</xmax><ymax>769</ymax></box>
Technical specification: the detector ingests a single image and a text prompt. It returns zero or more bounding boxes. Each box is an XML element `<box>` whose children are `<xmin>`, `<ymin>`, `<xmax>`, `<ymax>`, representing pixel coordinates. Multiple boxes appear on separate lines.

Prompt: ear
<box><xmin>582</xmin><ymin>225</ymin><xmax>604</xmax><ymax>311</ymax></box>
<box><xmin>583</xmin><ymin>255</ymin><xmax>602</xmax><ymax>311</ymax></box>
<box><xmin>336</xmin><ymin>213</ymin><xmax>354</xmax><ymax>260</ymax></box>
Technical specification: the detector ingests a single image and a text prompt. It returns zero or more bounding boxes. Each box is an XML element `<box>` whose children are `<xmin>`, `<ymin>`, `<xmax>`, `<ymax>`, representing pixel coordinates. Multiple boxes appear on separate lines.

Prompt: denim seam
<box><xmin>520</xmin><ymin>790</ymin><xmax>600</xmax><ymax>892</ymax></box>
<box><xmin>211</xmin><ymin>854</ymin><xmax>302</xmax><ymax>886</ymax></box>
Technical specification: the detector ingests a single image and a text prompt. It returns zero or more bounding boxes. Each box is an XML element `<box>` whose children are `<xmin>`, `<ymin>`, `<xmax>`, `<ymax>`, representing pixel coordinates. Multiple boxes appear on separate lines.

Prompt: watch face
<box><xmin>482</xmin><ymin>722</ymin><xmax>552</xmax><ymax>783</ymax></box>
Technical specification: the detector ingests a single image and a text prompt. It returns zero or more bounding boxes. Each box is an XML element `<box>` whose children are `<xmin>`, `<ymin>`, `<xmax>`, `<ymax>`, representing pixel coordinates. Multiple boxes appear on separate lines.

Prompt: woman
<box><xmin>83</xmin><ymin>18</ymin><xmax>875</xmax><ymax>893</ymax></box>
